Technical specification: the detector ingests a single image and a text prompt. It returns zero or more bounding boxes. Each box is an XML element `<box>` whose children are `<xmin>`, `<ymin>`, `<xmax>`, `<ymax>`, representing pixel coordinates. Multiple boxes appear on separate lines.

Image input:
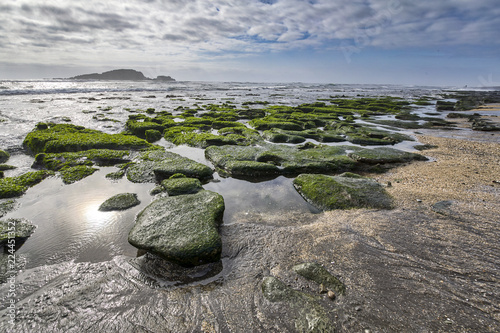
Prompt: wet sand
<box><xmin>1</xmin><ymin>134</ymin><xmax>499</xmax><ymax>332</ymax></box>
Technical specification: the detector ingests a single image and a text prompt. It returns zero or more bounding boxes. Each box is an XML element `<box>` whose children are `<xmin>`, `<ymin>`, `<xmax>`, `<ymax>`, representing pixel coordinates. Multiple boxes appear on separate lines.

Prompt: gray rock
<box><xmin>0</xmin><ymin>150</ymin><xmax>9</xmax><ymax>164</ymax></box>
<box><xmin>128</xmin><ymin>190</ymin><xmax>225</xmax><ymax>267</ymax></box>
<box><xmin>0</xmin><ymin>218</ymin><xmax>36</xmax><ymax>246</ymax></box>
<box><xmin>293</xmin><ymin>262</ymin><xmax>346</xmax><ymax>295</ymax></box>
<box><xmin>98</xmin><ymin>193</ymin><xmax>140</xmax><ymax>211</ymax></box>
<box><xmin>293</xmin><ymin>172</ymin><xmax>393</xmax><ymax>210</ymax></box>
<box><xmin>348</xmin><ymin>147</ymin><xmax>427</xmax><ymax>164</ymax></box>
<box><xmin>127</xmin><ymin>150</ymin><xmax>213</xmax><ymax>183</ymax></box>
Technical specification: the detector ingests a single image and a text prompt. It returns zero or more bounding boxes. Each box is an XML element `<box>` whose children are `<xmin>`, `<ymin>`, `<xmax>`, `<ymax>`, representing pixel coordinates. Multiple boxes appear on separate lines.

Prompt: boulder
<box><xmin>128</xmin><ymin>190</ymin><xmax>225</xmax><ymax>267</ymax></box>
<box><xmin>293</xmin><ymin>172</ymin><xmax>393</xmax><ymax>210</ymax></box>
<box><xmin>126</xmin><ymin>150</ymin><xmax>213</xmax><ymax>183</ymax></box>
<box><xmin>0</xmin><ymin>218</ymin><xmax>36</xmax><ymax>247</ymax></box>
<box><xmin>348</xmin><ymin>147</ymin><xmax>427</xmax><ymax>164</ymax></box>
<box><xmin>0</xmin><ymin>150</ymin><xmax>9</xmax><ymax>164</ymax></box>
<box><xmin>292</xmin><ymin>262</ymin><xmax>346</xmax><ymax>295</ymax></box>
<box><xmin>161</xmin><ymin>176</ymin><xmax>203</xmax><ymax>196</ymax></box>
<box><xmin>99</xmin><ymin>193</ymin><xmax>141</xmax><ymax>211</ymax></box>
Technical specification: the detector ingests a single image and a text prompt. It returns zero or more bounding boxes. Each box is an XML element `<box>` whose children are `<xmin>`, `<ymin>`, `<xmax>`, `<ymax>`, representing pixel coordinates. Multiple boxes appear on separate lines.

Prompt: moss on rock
<box><xmin>261</xmin><ymin>276</ymin><xmax>334</xmax><ymax>333</ymax></box>
<box><xmin>161</xmin><ymin>177</ymin><xmax>203</xmax><ymax>196</ymax></box>
<box><xmin>98</xmin><ymin>193</ymin><xmax>140</xmax><ymax>211</ymax></box>
<box><xmin>59</xmin><ymin>165</ymin><xmax>97</xmax><ymax>184</ymax></box>
<box><xmin>126</xmin><ymin>149</ymin><xmax>213</xmax><ymax>183</ymax></box>
<box><xmin>292</xmin><ymin>262</ymin><xmax>346</xmax><ymax>295</ymax></box>
<box><xmin>348</xmin><ymin>147</ymin><xmax>427</xmax><ymax>164</ymax></box>
<box><xmin>0</xmin><ymin>171</ymin><xmax>54</xmax><ymax>199</ymax></box>
<box><xmin>0</xmin><ymin>218</ymin><xmax>36</xmax><ymax>247</ymax></box>
<box><xmin>23</xmin><ymin>123</ymin><xmax>150</xmax><ymax>154</ymax></box>
<box><xmin>0</xmin><ymin>150</ymin><xmax>9</xmax><ymax>164</ymax></box>
<box><xmin>128</xmin><ymin>190</ymin><xmax>225</xmax><ymax>267</ymax></box>
<box><xmin>293</xmin><ymin>173</ymin><xmax>393</xmax><ymax>210</ymax></box>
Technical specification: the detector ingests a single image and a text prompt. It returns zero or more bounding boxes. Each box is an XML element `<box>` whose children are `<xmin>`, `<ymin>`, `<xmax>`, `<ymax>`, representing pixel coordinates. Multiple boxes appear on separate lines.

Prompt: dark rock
<box><xmin>261</xmin><ymin>276</ymin><xmax>334</xmax><ymax>332</ymax></box>
<box><xmin>293</xmin><ymin>262</ymin><xmax>346</xmax><ymax>295</ymax></box>
<box><xmin>126</xmin><ymin>150</ymin><xmax>213</xmax><ymax>183</ymax></box>
<box><xmin>99</xmin><ymin>193</ymin><xmax>141</xmax><ymax>211</ymax></box>
<box><xmin>348</xmin><ymin>147</ymin><xmax>427</xmax><ymax>164</ymax></box>
<box><xmin>71</xmin><ymin>69</ymin><xmax>151</xmax><ymax>81</ymax></box>
<box><xmin>0</xmin><ymin>218</ymin><xmax>36</xmax><ymax>247</ymax></box>
<box><xmin>0</xmin><ymin>150</ymin><xmax>9</xmax><ymax>164</ymax></box>
<box><xmin>293</xmin><ymin>173</ymin><xmax>393</xmax><ymax>210</ymax></box>
<box><xmin>161</xmin><ymin>176</ymin><xmax>203</xmax><ymax>196</ymax></box>
<box><xmin>128</xmin><ymin>190</ymin><xmax>224</xmax><ymax>267</ymax></box>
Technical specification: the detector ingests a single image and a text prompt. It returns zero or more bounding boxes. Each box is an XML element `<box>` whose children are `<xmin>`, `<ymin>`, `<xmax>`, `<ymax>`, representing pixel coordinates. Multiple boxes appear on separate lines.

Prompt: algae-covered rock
<box><xmin>23</xmin><ymin>123</ymin><xmax>150</xmax><ymax>154</ymax></box>
<box><xmin>0</xmin><ymin>200</ymin><xmax>17</xmax><ymax>218</ymax></box>
<box><xmin>126</xmin><ymin>149</ymin><xmax>213</xmax><ymax>183</ymax></box>
<box><xmin>0</xmin><ymin>150</ymin><xmax>9</xmax><ymax>164</ymax></box>
<box><xmin>0</xmin><ymin>165</ymin><xmax>16</xmax><ymax>171</ymax></box>
<box><xmin>292</xmin><ymin>262</ymin><xmax>346</xmax><ymax>295</ymax></box>
<box><xmin>161</xmin><ymin>176</ymin><xmax>203</xmax><ymax>196</ymax></box>
<box><xmin>59</xmin><ymin>165</ymin><xmax>98</xmax><ymax>184</ymax></box>
<box><xmin>0</xmin><ymin>170</ymin><xmax>54</xmax><ymax>199</ymax></box>
<box><xmin>33</xmin><ymin>149</ymin><xmax>130</xmax><ymax>171</ymax></box>
<box><xmin>0</xmin><ymin>218</ymin><xmax>36</xmax><ymax>247</ymax></box>
<box><xmin>128</xmin><ymin>190</ymin><xmax>224</xmax><ymax>267</ymax></box>
<box><xmin>293</xmin><ymin>173</ymin><xmax>393</xmax><ymax>210</ymax></box>
<box><xmin>99</xmin><ymin>193</ymin><xmax>140</xmax><ymax>211</ymax></box>
<box><xmin>205</xmin><ymin>144</ymin><xmax>358</xmax><ymax>180</ymax></box>
<box><xmin>348</xmin><ymin>147</ymin><xmax>427</xmax><ymax>164</ymax></box>
<box><xmin>261</xmin><ymin>276</ymin><xmax>334</xmax><ymax>333</ymax></box>
<box><xmin>145</xmin><ymin>129</ymin><xmax>162</xmax><ymax>142</ymax></box>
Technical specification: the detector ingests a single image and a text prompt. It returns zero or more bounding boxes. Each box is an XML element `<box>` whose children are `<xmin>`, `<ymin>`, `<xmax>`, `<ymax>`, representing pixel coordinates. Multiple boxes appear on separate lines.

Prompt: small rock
<box><xmin>319</xmin><ymin>283</ymin><xmax>327</xmax><ymax>294</ymax></box>
<box><xmin>327</xmin><ymin>290</ymin><xmax>336</xmax><ymax>300</ymax></box>
<box><xmin>416</xmin><ymin>199</ymin><xmax>422</xmax><ymax>203</ymax></box>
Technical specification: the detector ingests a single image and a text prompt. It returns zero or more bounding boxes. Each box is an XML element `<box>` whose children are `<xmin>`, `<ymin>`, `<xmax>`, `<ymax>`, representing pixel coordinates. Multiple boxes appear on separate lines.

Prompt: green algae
<box><xmin>161</xmin><ymin>176</ymin><xmax>203</xmax><ymax>196</ymax></box>
<box><xmin>98</xmin><ymin>193</ymin><xmax>140</xmax><ymax>211</ymax></box>
<box><xmin>0</xmin><ymin>218</ymin><xmax>36</xmax><ymax>246</ymax></box>
<box><xmin>292</xmin><ymin>262</ymin><xmax>346</xmax><ymax>295</ymax></box>
<box><xmin>348</xmin><ymin>147</ymin><xmax>427</xmax><ymax>164</ymax></box>
<box><xmin>128</xmin><ymin>190</ymin><xmax>225</xmax><ymax>267</ymax></box>
<box><xmin>0</xmin><ymin>171</ymin><xmax>54</xmax><ymax>199</ymax></box>
<box><xmin>126</xmin><ymin>149</ymin><xmax>213</xmax><ymax>183</ymax></box>
<box><xmin>23</xmin><ymin>123</ymin><xmax>150</xmax><ymax>154</ymax></box>
<box><xmin>59</xmin><ymin>165</ymin><xmax>98</xmax><ymax>184</ymax></box>
<box><xmin>145</xmin><ymin>129</ymin><xmax>162</xmax><ymax>143</ymax></box>
<box><xmin>0</xmin><ymin>150</ymin><xmax>9</xmax><ymax>164</ymax></box>
<box><xmin>293</xmin><ymin>173</ymin><xmax>393</xmax><ymax>210</ymax></box>
<box><xmin>34</xmin><ymin>149</ymin><xmax>130</xmax><ymax>171</ymax></box>
<box><xmin>205</xmin><ymin>144</ymin><xmax>358</xmax><ymax>179</ymax></box>
<box><xmin>261</xmin><ymin>276</ymin><xmax>334</xmax><ymax>333</ymax></box>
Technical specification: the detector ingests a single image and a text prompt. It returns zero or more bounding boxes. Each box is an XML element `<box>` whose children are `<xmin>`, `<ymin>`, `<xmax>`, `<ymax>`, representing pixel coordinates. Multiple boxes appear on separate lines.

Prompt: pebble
<box><xmin>319</xmin><ymin>284</ymin><xmax>328</xmax><ymax>294</ymax></box>
<box><xmin>327</xmin><ymin>290</ymin><xmax>336</xmax><ymax>300</ymax></box>
<box><xmin>416</xmin><ymin>199</ymin><xmax>422</xmax><ymax>203</ymax></box>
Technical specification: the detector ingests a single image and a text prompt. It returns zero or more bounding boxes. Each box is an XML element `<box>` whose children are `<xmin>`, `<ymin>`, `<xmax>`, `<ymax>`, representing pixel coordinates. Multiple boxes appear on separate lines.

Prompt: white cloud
<box><xmin>0</xmin><ymin>0</ymin><xmax>499</xmax><ymax>79</ymax></box>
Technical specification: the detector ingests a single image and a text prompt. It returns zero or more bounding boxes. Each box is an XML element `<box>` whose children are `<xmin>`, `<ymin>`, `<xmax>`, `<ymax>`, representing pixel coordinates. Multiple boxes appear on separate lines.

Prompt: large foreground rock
<box><xmin>128</xmin><ymin>190</ymin><xmax>224</xmax><ymax>267</ymax></box>
<box><xmin>293</xmin><ymin>172</ymin><xmax>393</xmax><ymax>210</ymax></box>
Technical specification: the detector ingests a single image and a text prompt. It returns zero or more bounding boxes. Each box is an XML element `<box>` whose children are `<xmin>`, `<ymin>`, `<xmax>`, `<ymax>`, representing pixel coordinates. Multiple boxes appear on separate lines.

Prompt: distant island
<box><xmin>70</xmin><ymin>69</ymin><xmax>175</xmax><ymax>81</ymax></box>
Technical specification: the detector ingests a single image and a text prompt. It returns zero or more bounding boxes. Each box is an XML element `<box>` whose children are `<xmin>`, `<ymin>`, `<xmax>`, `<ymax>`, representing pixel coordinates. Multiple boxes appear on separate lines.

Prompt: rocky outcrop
<box><xmin>0</xmin><ymin>218</ymin><xmax>36</xmax><ymax>246</ymax></box>
<box><xmin>98</xmin><ymin>193</ymin><xmax>141</xmax><ymax>211</ymax></box>
<box><xmin>293</xmin><ymin>172</ymin><xmax>393</xmax><ymax>210</ymax></box>
<box><xmin>70</xmin><ymin>69</ymin><xmax>175</xmax><ymax>81</ymax></box>
<box><xmin>128</xmin><ymin>190</ymin><xmax>224</xmax><ymax>267</ymax></box>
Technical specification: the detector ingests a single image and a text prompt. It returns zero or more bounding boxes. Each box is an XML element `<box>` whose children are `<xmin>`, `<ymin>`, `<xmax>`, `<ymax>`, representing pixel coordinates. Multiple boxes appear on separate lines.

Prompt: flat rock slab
<box><xmin>128</xmin><ymin>190</ymin><xmax>224</xmax><ymax>267</ymax></box>
<box><xmin>98</xmin><ymin>193</ymin><xmax>141</xmax><ymax>211</ymax></box>
<box><xmin>348</xmin><ymin>147</ymin><xmax>427</xmax><ymax>164</ymax></box>
<box><xmin>293</xmin><ymin>172</ymin><xmax>393</xmax><ymax>210</ymax></box>
<box><xmin>126</xmin><ymin>150</ymin><xmax>213</xmax><ymax>183</ymax></box>
<box><xmin>0</xmin><ymin>218</ymin><xmax>36</xmax><ymax>246</ymax></box>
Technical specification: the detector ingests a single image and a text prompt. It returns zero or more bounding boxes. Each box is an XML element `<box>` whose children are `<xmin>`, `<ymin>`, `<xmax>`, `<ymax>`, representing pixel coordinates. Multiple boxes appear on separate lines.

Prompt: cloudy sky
<box><xmin>1</xmin><ymin>0</ymin><xmax>499</xmax><ymax>86</ymax></box>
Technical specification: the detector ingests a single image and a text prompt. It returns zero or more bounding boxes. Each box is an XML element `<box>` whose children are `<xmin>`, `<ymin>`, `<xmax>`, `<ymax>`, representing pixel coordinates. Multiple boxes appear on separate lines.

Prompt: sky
<box><xmin>1</xmin><ymin>0</ymin><xmax>499</xmax><ymax>86</ymax></box>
